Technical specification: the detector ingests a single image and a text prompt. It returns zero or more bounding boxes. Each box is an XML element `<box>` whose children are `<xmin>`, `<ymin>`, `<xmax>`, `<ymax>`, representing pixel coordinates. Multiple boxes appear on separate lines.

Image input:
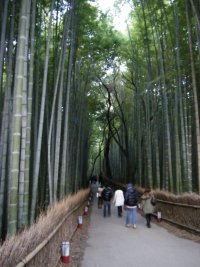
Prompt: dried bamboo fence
<box><xmin>0</xmin><ymin>188</ymin><xmax>91</xmax><ymax>267</ymax></box>
<box><xmin>154</xmin><ymin>198</ymin><xmax>200</xmax><ymax>233</ymax></box>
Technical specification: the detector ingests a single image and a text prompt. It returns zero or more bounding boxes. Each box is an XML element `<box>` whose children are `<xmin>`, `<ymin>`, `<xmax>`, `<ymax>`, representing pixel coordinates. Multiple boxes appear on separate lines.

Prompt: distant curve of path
<box><xmin>81</xmin><ymin>183</ymin><xmax>199</xmax><ymax>267</ymax></box>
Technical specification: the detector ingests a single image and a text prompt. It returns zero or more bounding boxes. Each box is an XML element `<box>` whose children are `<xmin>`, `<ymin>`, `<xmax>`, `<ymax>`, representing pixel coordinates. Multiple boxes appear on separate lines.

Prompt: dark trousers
<box><xmin>117</xmin><ymin>206</ymin><xmax>122</xmax><ymax>217</ymax></box>
<box><xmin>146</xmin><ymin>214</ymin><xmax>152</xmax><ymax>227</ymax></box>
<box><xmin>98</xmin><ymin>196</ymin><xmax>103</xmax><ymax>208</ymax></box>
<box><xmin>103</xmin><ymin>201</ymin><xmax>111</xmax><ymax>217</ymax></box>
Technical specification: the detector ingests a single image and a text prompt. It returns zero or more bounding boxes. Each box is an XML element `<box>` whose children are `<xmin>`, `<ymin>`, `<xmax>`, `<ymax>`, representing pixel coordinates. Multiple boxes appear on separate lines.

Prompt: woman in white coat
<box><xmin>113</xmin><ymin>189</ymin><xmax>125</xmax><ymax>217</ymax></box>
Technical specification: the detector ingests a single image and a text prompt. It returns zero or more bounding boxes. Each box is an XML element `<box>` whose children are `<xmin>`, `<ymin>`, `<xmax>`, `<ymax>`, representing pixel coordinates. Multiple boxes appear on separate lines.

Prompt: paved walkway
<box><xmin>81</xmin><ymin>183</ymin><xmax>199</xmax><ymax>267</ymax></box>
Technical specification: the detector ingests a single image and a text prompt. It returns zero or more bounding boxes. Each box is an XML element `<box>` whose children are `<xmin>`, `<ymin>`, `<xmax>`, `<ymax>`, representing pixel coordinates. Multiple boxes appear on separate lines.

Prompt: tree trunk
<box><xmin>8</xmin><ymin>0</ymin><xmax>29</xmax><ymax>235</ymax></box>
<box><xmin>186</xmin><ymin>0</ymin><xmax>200</xmax><ymax>193</ymax></box>
<box><xmin>30</xmin><ymin>0</ymin><xmax>55</xmax><ymax>223</ymax></box>
<box><xmin>60</xmin><ymin>0</ymin><xmax>76</xmax><ymax>197</ymax></box>
<box><xmin>18</xmin><ymin>0</ymin><xmax>31</xmax><ymax>230</ymax></box>
<box><xmin>0</xmin><ymin>1</ymin><xmax>15</xmax><ymax>239</ymax></box>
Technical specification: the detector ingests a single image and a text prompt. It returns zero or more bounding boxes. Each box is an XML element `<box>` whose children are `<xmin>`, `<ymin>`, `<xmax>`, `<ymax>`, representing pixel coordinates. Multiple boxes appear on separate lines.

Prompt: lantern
<box><xmin>61</xmin><ymin>241</ymin><xmax>70</xmax><ymax>264</ymax></box>
<box><xmin>157</xmin><ymin>211</ymin><xmax>161</xmax><ymax>223</ymax></box>
<box><xmin>84</xmin><ymin>206</ymin><xmax>88</xmax><ymax>215</ymax></box>
<box><xmin>77</xmin><ymin>215</ymin><xmax>83</xmax><ymax>229</ymax></box>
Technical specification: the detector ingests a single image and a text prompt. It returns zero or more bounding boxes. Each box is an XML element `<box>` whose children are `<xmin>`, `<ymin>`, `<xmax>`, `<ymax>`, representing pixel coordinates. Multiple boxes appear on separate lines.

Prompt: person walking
<box><xmin>101</xmin><ymin>184</ymin><xmax>113</xmax><ymax>217</ymax></box>
<box><xmin>97</xmin><ymin>184</ymin><xmax>104</xmax><ymax>208</ymax></box>
<box><xmin>113</xmin><ymin>189</ymin><xmax>124</xmax><ymax>217</ymax></box>
<box><xmin>141</xmin><ymin>188</ymin><xmax>155</xmax><ymax>228</ymax></box>
<box><xmin>124</xmin><ymin>183</ymin><xmax>139</xmax><ymax>228</ymax></box>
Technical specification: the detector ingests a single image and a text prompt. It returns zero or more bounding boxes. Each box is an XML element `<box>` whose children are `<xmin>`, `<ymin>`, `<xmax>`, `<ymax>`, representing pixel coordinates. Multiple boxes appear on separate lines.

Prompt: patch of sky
<box><xmin>88</xmin><ymin>0</ymin><xmax>131</xmax><ymax>34</ymax></box>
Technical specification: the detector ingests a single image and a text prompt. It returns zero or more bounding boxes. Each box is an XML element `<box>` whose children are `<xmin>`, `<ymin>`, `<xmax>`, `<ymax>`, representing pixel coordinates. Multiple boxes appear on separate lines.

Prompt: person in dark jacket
<box><xmin>101</xmin><ymin>184</ymin><xmax>113</xmax><ymax>217</ymax></box>
<box><xmin>124</xmin><ymin>183</ymin><xmax>139</xmax><ymax>228</ymax></box>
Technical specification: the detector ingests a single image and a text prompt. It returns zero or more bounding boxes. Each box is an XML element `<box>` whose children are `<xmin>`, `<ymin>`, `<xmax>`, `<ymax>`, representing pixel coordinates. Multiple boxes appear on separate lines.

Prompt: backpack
<box><xmin>102</xmin><ymin>187</ymin><xmax>113</xmax><ymax>201</ymax></box>
<box><xmin>125</xmin><ymin>190</ymin><xmax>138</xmax><ymax>206</ymax></box>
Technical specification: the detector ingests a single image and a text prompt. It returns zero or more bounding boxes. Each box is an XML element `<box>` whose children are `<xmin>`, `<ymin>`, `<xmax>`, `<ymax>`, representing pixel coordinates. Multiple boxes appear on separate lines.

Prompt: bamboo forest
<box><xmin>0</xmin><ymin>0</ymin><xmax>200</xmax><ymax>240</ymax></box>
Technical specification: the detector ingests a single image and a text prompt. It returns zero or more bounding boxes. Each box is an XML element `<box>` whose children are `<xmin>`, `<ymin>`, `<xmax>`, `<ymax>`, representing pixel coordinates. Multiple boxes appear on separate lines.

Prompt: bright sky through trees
<box><xmin>90</xmin><ymin>0</ymin><xmax>131</xmax><ymax>33</ymax></box>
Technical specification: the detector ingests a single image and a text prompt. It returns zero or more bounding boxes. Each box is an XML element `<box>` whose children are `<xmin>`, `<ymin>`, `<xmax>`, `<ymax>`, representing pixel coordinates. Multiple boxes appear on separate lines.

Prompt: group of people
<box><xmin>90</xmin><ymin>173</ymin><xmax>104</xmax><ymax>185</ymax></box>
<box><xmin>97</xmin><ymin>182</ymin><xmax>156</xmax><ymax>228</ymax></box>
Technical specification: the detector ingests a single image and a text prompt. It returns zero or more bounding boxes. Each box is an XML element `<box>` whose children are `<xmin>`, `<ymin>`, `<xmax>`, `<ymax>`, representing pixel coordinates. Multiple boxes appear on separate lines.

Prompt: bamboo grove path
<box><xmin>81</xmin><ymin>183</ymin><xmax>199</xmax><ymax>267</ymax></box>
